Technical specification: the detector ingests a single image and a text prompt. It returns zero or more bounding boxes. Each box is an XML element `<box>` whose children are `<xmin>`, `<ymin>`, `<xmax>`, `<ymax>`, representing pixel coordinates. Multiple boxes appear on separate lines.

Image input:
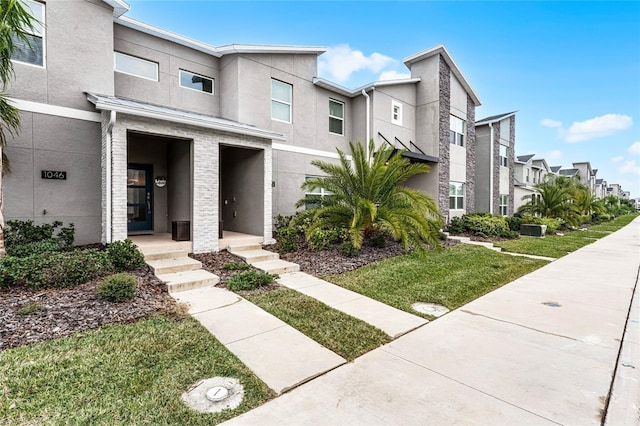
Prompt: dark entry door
<box><xmin>127</xmin><ymin>164</ymin><xmax>153</xmax><ymax>232</ymax></box>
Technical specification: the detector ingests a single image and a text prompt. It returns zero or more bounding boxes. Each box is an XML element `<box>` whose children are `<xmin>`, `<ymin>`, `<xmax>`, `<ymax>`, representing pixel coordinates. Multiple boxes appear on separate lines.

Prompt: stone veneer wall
<box><xmin>438</xmin><ymin>55</ymin><xmax>451</xmax><ymax>216</ymax></box>
<box><xmin>106</xmin><ymin>113</ymin><xmax>273</xmax><ymax>253</ymax></box>
<box><xmin>492</xmin><ymin>122</ymin><xmax>501</xmax><ymax>215</ymax></box>
<box><xmin>465</xmin><ymin>95</ymin><xmax>476</xmax><ymax>213</ymax></box>
<box><xmin>508</xmin><ymin>115</ymin><xmax>516</xmax><ymax>215</ymax></box>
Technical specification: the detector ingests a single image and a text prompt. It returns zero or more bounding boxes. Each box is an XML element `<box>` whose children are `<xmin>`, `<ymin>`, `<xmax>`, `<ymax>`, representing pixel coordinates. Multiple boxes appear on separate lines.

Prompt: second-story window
<box><xmin>329</xmin><ymin>99</ymin><xmax>344</xmax><ymax>135</ymax></box>
<box><xmin>271</xmin><ymin>79</ymin><xmax>292</xmax><ymax>123</ymax></box>
<box><xmin>500</xmin><ymin>145</ymin><xmax>508</xmax><ymax>167</ymax></box>
<box><xmin>526</xmin><ymin>168</ymin><xmax>530</xmax><ymax>183</ymax></box>
<box><xmin>391</xmin><ymin>100</ymin><xmax>402</xmax><ymax>125</ymax></box>
<box><xmin>114</xmin><ymin>52</ymin><xmax>158</xmax><ymax>81</ymax></box>
<box><xmin>11</xmin><ymin>0</ymin><xmax>45</xmax><ymax>67</ymax></box>
<box><xmin>449</xmin><ymin>115</ymin><xmax>465</xmax><ymax>146</ymax></box>
<box><xmin>180</xmin><ymin>70</ymin><xmax>213</xmax><ymax>94</ymax></box>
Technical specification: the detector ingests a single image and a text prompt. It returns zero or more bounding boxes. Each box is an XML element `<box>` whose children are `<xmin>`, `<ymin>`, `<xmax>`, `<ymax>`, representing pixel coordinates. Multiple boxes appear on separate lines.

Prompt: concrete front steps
<box><xmin>228</xmin><ymin>244</ymin><xmax>300</xmax><ymax>274</ymax></box>
<box><xmin>138</xmin><ymin>245</ymin><xmax>219</xmax><ymax>293</ymax></box>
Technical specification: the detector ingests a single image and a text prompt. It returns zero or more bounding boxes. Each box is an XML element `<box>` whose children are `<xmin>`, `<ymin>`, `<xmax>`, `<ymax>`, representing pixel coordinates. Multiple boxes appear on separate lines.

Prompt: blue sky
<box><xmin>127</xmin><ymin>1</ymin><xmax>640</xmax><ymax>197</ymax></box>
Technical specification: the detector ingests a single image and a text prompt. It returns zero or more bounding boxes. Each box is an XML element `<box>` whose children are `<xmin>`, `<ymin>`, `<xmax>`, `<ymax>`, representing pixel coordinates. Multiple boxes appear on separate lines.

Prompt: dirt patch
<box><xmin>0</xmin><ymin>266</ymin><xmax>180</xmax><ymax>351</ymax></box>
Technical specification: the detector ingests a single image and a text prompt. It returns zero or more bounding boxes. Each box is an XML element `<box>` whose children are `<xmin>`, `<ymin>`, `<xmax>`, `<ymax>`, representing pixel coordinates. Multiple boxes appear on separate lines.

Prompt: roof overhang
<box><xmin>476</xmin><ymin>111</ymin><xmax>518</xmax><ymax>126</ymax></box>
<box><xmin>86</xmin><ymin>93</ymin><xmax>286</xmax><ymax>141</ymax></box>
<box><xmin>115</xmin><ymin>16</ymin><xmax>326</xmax><ymax>58</ymax></box>
<box><xmin>404</xmin><ymin>45</ymin><xmax>481</xmax><ymax>106</ymax></box>
<box><xmin>392</xmin><ymin>149</ymin><xmax>438</xmax><ymax>164</ymax></box>
<box><xmin>101</xmin><ymin>0</ymin><xmax>130</xmax><ymax>18</ymax></box>
<box><xmin>312</xmin><ymin>77</ymin><xmax>422</xmax><ymax>98</ymax></box>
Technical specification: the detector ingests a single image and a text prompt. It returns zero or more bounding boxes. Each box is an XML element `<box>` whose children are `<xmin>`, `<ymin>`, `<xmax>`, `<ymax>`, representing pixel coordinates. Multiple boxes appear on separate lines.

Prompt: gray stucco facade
<box><xmin>5</xmin><ymin>0</ymin><xmax>483</xmax><ymax>250</ymax></box>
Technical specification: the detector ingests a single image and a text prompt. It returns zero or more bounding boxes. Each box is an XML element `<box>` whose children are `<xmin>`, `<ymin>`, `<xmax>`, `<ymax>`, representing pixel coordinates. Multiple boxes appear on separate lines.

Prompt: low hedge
<box><xmin>519</xmin><ymin>214</ymin><xmax>560</xmax><ymax>234</ymax></box>
<box><xmin>448</xmin><ymin>213</ymin><xmax>513</xmax><ymax>238</ymax></box>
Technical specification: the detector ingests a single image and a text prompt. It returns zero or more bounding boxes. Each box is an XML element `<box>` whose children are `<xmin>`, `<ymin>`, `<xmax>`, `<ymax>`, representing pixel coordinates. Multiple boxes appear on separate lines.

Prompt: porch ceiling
<box><xmin>86</xmin><ymin>93</ymin><xmax>286</xmax><ymax>142</ymax></box>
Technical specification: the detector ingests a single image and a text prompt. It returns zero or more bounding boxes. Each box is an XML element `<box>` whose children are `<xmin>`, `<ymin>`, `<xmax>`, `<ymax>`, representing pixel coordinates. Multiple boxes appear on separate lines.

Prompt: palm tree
<box><xmin>298</xmin><ymin>140</ymin><xmax>444</xmax><ymax>252</ymax></box>
<box><xmin>518</xmin><ymin>177</ymin><xmax>581</xmax><ymax>226</ymax></box>
<box><xmin>0</xmin><ymin>0</ymin><xmax>38</xmax><ymax>256</ymax></box>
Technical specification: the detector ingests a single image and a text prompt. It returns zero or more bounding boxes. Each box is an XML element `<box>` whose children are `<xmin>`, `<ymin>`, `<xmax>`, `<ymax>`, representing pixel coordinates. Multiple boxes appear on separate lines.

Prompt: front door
<box><xmin>127</xmin><ymin>164</ymin><xmax>153</xmax><ymax>232</ymax></box>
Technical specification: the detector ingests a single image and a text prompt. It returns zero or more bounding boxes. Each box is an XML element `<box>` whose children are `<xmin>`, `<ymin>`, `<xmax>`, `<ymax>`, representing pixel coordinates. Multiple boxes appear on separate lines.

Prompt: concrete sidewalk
<box><xmin>226</xmin><ymin>217</ymin><xmax>640</xmax><ymax>425</ymax></box>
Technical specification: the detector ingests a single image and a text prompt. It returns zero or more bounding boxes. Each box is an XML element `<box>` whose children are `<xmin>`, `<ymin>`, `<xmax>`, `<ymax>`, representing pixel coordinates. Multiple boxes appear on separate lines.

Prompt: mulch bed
<box><xmin>0</xmin><ymin>266</ymin><xmax>180</xmax><ymax>352</ymax></box>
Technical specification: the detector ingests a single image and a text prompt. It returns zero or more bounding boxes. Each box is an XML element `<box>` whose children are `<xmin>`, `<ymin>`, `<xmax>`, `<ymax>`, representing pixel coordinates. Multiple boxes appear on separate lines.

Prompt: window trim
<box><xmin>391</xmin><ymin>100</ymin><xmax>402</xmax><ymax>125</ymax></box>
<box><xmin>271</xmin><ymin>78</ymin><xmax>292</xmax><ymax>124</ymax></box>
<box><xmin>449</xmin><ymin>182</ymin><xmax>465</xmax><ymax>210</ymax></box>
<box><xmin>449</xmin><ymin>115</ymin><xmax>465</xmax><ymax>147</ymax></box>
<box><xmin>499</xmin><ymin>144</ymin><xmax>508</xmax><ymax>167</ymax></box>
<box><xmin>328</xmin><ymin>98</ymin><xmax>344</xmax><ymax>136</ymax></box>
<box><xmin>179</xmin><ymin>69</ymin><xmax>214</xmax><ymax>95</ymax></box>
<box><xmin>11</xmin><ymin>0</ymin><xmax>45</xmax><ymax>69</ymax></box>
<box><xmin>499</xmin><ymin>194</ymin><xmax>508</xmax><ymax>216</ymax></box>
<box><xmin>114</xmin><ymin>51</ymin><xmax>159</xmax><ymax>82</ymax></box>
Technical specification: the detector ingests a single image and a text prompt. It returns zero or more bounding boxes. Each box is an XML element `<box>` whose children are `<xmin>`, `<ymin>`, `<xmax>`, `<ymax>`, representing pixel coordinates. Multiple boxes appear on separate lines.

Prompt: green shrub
<box><xmin>0</xmin><ymin>249</ymin><xmax>114</xmax><ymax>289</ymax></box>
<box><xmin>222</xmin><ymin>262</ymin><xmax>251</xmax><ymax>270</ymax></box>
<box><xmin>499</xmin><ymin>230</ymin><xmax>520</xmax><ymax>239</ymax></box>
<box><xmin>521</xmin><ymin>215</ymin><xmax>560</xmax><ymax>234</ymax></box>
<box><xmin>369</xmin><ymin>232</ymin><xmax>387</xmax><ymax>248</ymax></box>
<box><xmin>4</xmin><ymin>220</ymin><xmax>74</xmax><ymax>252</ymax></box>
<box><xmin>6</xmin><ymin>239</ymin><xmax>62</xmax><ymax>257</ymax></box>
<box><xmin>228</xmin><ymin>270</ymin><xmax>279</xmax><ymax>291</ymax></box>
<box><xmin>97</xmin><ymin>273</ymin><xmax>137</xmax><ymax>302</ymax></box>
<box><xmin>308</xmin><ymin>228</ymin><xmax>344</xmax><ymax>251</ymax></box>
<box><xmin>447</xmin><ymin>217</ymin><xmax>464</xmax><ymax>234</ymax></box>
<box><xmin>461</xmin><ymin>215</ymin><xmax>509</xmax><ymax>237</ymax></box>
<box><xmin>591</xmin><ymin>212</ymin><xmax>611</xmax><ymax>224</ymax></box>
<box><xmin>504</xmin><ymin>216</ymin><xmax>522</xmax><ymax>232</ymax></box>
<box><xmin>273</xmin><ymin>214</ymin><xmax>294</xmax><ymax>231</ymax></box>
<box><xmin>16</xmin><ymin>302</ymin><xmax>45</xmax><ymax>316</ymax></box>
<box><xmin>276</xmin><ymin>227</ymin><xmax>299</xmax><ymax>254</ymax></box>
<box><xmin>106</xmin><ymin>239</ymin><xmax>145</xmax><ymax>272</ymax></box>
<box><xmin>340</xmin><ymin>240</ymin><xmax>359</xmax><ymax>257</ymax></box>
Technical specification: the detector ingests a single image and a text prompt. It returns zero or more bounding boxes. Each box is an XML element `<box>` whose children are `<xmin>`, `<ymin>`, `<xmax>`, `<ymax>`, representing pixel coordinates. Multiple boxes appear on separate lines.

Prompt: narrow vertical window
<box><xmin>499</xmin><ymin>195</ymin><xmax>508</xmax><ymax>216</ymax></box>
<box><xmin>10</xmin><ymin>0</ymin><xmax>45</xmax><ymax>67</ymax></box>
<box><xmin>500</xmin><ymin>145</ymin><xmax>508</xmax><ymax>167</ymax></box>
<box><xmin>329</xmin><ymin>99</ymin><xmax>344</xmax><ymax>135</ymax></box>
<box><xmin>449</xmin><ymin>115</ymin><xmax>465</xmax><ymax>146</ymax></box>
<box><xmin>271</xmin><ymin>79</ymin><xmax>292</xmax><ymax>123</ymax></box>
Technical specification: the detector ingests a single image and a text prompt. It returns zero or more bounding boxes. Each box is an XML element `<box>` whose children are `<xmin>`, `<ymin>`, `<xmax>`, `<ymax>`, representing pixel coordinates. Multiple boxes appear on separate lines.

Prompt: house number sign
<box><xmin>41</xmin><ymin>170</ymin><xmax>67</xmax><ymax>180</ymax></box>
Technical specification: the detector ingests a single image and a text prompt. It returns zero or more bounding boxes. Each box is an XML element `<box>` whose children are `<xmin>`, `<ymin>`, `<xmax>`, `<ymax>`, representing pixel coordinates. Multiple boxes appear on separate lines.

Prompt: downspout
<box><xmin>106</xmin><ymin>110</ymin><xmax>116</xmax><ymax>244</ymax></box>
<box><xmin>362</xmin><ymin>89</ymin><xmax>370</xmax><ymax>161</ymax></box>
<box><xmin>488</xmin><ymin>121</ymin><xmax>494</xmax><ymax>214</ymax></box>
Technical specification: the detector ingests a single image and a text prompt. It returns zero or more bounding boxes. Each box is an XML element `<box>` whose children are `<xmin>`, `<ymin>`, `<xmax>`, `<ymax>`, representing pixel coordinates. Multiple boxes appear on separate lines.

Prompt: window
<box><xmin>271</xmin><ymin>79</ymin><xmax>292</xmax><ymax>123</ymax></box>
<box><xmin>499</xmin><ymin>145</ymin><xmax>508</xmax><ymax>167</ymax></box>
<box><xmin>499</xmin><ymin>195</ymin><xmax>508</xmax><ymax>216</ymax></box>
<box><xmin>179</xmin><ymin>70</ymin><xmax>213</xmax><ymax>94</ymax></box>
<box><xmin>329</xmin><ymin>99</ymin><xmax>344</xmax><ymax>135</ymax></box>
<box><xmin>304</xmin><ymin>176</ymin><xmax>333</xmax><ymax>209</ymax></box>
<box><xmin>449</xmin><ymin>115</ymin><xmax>465</xmax><ymax>147</ymax></box>
<box><xmin>449</xmin><ymin>182</ymin><xmax>464</xmax><ymax>210</ymax></box>
<box><xmin>10</xmin><ymin>0</ymin><xmax>45</xmax><ymax>67</ymax></box>
<box><xmin>391</xmin><ymin>100</ymin><xmax>402</xmax><ymax>125</ymax></box>
<box><xmin>114</xmin><ymin>52</ymin><xmax>158</xmax><ymax>81</ymax></box>
<box><xmin>526</xmin><ymin>168</ymin><xmax>530</xmax><ymax>183</ymax></box>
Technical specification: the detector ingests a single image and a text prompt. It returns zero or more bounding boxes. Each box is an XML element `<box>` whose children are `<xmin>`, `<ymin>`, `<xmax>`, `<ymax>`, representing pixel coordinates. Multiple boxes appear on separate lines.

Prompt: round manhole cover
<box><xmin>206</xmin><ymin>386</ymin><xmax>229</xmax><ymax>402</ymax></box>
<box><xmin>411</xmin><ymin>302</ymin><xmax>449</xmax><ymax>317</ymax></box>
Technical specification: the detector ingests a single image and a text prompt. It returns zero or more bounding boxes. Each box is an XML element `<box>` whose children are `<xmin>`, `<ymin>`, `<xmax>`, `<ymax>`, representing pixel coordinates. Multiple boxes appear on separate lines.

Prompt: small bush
<box><xmin>521</xmin><ymin>215</ymin><xmax>560</xmax><ymax>234</ymax></box>
<box><xmin>369</xmin><ymin>233</ymin><xmax>387</xmax><ymax>248</ymax></box>
<box><xmin>228</xmin><ymin>270</ymin><xmax>279</xmax><ymax>291</ymax></box>
<box><xmin>504</xmin><ymin>216</ymin><xmax>522</xmax><ymax>232</ymax></box>
<box><xmin>273</xmin><ymin>214</ymin><xmax>294</xmax><ymax>231</ymax></box>
<box><xmin>222</xmin><ymin>262</ymin><xmax>251</xmax><ymax>270</ymax></box>
<box><xmin>6</xmin><ymin>239</ymin><xmax>62</xmax><ymax>257</ymax></box>
<box><xmin>340</xmin><ymin>240</ymin><xmax>359</xmax><ymax>257</ymax></box>
<box><xmin>308</xmin><ymin>228</ymin><xmax>344</xmax><ymax>251</ymax></box>
<box><xmin>499</xmin><ymin>230</ymin><xmax>520</xmax><ymax>239</ymax></box>
<box><xmin>16</xmin><ymin>302</ymin><xmax>45</xmax><ymax>316</ymax></box>
<box><xmin>97</xmin><ymin>273</ymin><xmax>137</xmax><ymax>302</ymax></box>
<box><xmin>276</xmin><ymin>227</ymin><xmax>299</xmax><ymax>254</ymax></box>
<box><xmin>106</xmin><ymin>239</ymin><xmax>145</xmax><ymax>272</ymax></box>
<box><xmin>4</xmin><ymin>220</ymin><xmax>74</xmax><ymax>252</ymax></box>
<box><xmin>462</xmin><ymin>215</ymin><xmax>509</xmax><ymax>237</ymax></box>
<box><xmin>447</xmin><ymin>217</ymin><xmax>464</xmax><ymax>234</ymax></box>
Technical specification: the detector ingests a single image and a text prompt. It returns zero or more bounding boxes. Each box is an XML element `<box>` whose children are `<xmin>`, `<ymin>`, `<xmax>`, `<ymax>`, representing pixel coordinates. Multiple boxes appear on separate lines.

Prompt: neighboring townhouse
<box><xmin>607</xmin><ymin>183</ymin><xmax>622</xmax><ymax>198</ymax></box>
<box><xmin>513</xmin><ymin>154</ymin><xmax>551</xmax><ymax>212</ymax></box>
<box><xmin>474</xmin><ymin>112</ymin><xmax>516</xmax><ymax>216</ymax></box>
<box><xmin>595</xmin><ymin>178</ymin><xmax>607</xmax><ymax>199</ymax></box>
<box><xmin>572</xmin><ymin>162</ymin><xmax>596</xmax><ymax>195</ymax></box>
<box><xmin>549</xmin><ymin>165</ymin><xmax>562</xmax><ymax>176</ymax></box>
<box><xmin>5</xmin><ymin>0</ymin><xmax>481</xmax><ymax>250</ymax></box>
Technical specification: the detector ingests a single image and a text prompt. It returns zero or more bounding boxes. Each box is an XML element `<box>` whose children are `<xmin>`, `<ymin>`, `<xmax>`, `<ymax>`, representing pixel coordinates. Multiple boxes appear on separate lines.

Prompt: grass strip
<box><xmin>246</xmin><ymin>288</ymin><xmax>390</xmax><ymax>361</ymax></box>
<box><xmin>326</xmin><ymin>245</ymin><xmax>547</xmax><ymax>317</ymax></box>
<box><xmin>0</xmin><ymin>316</ymin><xmax>274</xmax><ymax>425</ymax></box>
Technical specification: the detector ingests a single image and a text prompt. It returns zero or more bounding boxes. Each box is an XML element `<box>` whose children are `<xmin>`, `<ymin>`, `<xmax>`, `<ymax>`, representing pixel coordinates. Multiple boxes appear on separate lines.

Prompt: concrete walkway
<box><xmin>226</xmin><ymin>217</ymin><xmax>640</xmax><ymax>425</ymax></box>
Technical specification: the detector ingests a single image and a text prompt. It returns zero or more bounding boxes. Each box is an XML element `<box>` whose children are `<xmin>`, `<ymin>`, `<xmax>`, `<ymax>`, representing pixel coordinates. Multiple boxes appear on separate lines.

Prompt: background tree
<box><xmin>517</xmin><ymin>175</ymin><xmax>581</xmax><ymax>226</ymax></box>
<box><xmin>0</xmin><ymin>0</ymin><xmax>37</xmax><ymax>256</ymax></box>
<box><xmin>298</xmin><ymin>140</ymin><xmax>444</xmax><ymax>253</ymax></box>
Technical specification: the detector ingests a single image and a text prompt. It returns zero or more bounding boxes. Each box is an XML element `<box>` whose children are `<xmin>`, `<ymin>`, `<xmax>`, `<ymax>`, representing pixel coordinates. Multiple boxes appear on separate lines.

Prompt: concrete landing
<box><xmin>173</xmin><ymin>286</ymin><xmax>346</xmax><ymax>394</ymax></box>
<box><xmin>277</xmin><ymin>272</ymin><xmax>428</xmax><ymax>338</ymax></box>
<box><xmin>228</xmin><ymin>244</ymin><xmax>300</xmax><ymax>274</ymax></box>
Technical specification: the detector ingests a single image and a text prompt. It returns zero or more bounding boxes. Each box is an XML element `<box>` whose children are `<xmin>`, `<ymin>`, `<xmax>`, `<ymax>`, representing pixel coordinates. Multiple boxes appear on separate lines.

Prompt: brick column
<box><xmin>465</xmin><ymin>95</ymin><xmax>476</xmax><ymax>212</ymax></box>
<box><xmin>110</xmin><ymin>119</ymin><xmax>128</xmax><ymax>242</ymax></box>
<box><xmin>438</xmin><ymin>55</ymin><xmax>451</xmax><ymax>216</ymax></box>
<box><xmin>192</xmin><ymin>136</ymin><xmax>219</xmax><ymax>253</ymax></box>
<box><xmin>508</xmin><ymin>115</ymin><xmax>516</xmax><ymax>215</ymax></box>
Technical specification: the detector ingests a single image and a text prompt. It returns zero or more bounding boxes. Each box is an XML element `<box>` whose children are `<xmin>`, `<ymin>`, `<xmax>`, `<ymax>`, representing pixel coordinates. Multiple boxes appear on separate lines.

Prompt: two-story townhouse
<box><xmin>595</xmin><ymin>178</ymin><xmax>607</xmax><ymax>199</ymax></box>
<box><xmin>5</xmin><ymin>0</ymin><xmax>482</xmax><ymax>251</ymax></box>
<box><xmin>572</xmin><ymin>162</ymin><xmax>596</xmax><ymax>195</ymax></box>
<box><xmin>513</xmin><ymin>154</ymin><xmax>551</xmax><ymax>212</ymax></box>
<box><xmin>473</xmin><ymin>112</ymin><xmax>516</xmax><ymax>216</ymax></box>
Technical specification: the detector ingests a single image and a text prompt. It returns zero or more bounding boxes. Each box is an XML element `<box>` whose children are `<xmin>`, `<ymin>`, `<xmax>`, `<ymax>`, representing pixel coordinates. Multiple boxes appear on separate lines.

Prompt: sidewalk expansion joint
<box><xmin>379</xmin><ymin>348</ymin><xmax>562</xmax><ymax>425</ymax></box>
<box><xmin>223</xmin><ymin>324</ymin><xmax>288</xmax><ymax>346</ymax></box>
<box><xmin>190</xmin><ymin>296</ymin><xmax>243</xmax><ymax>315</ymax></box>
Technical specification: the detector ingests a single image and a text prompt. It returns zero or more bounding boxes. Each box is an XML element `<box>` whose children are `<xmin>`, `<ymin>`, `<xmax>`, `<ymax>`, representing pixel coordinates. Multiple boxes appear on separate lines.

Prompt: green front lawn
<box><xmin>0</xmin><ymin>316</ymin><xmax>274</xmax><ymax>425</ymax></box>
<box><xmin>245</xmin><ymin>288</ymin><xmax>390</xmax><ymax>361</ymax></box>
<box><xmin>326</xmin><ymin>245</ymin><xmax>548</xmax><ymax>316</ymax></box>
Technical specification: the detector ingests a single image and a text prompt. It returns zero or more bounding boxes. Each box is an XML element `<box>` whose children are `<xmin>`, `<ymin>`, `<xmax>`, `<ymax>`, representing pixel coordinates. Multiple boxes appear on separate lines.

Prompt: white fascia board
<box><xmin>313</xmin><ymin>77</ymin><xmax>421</xmax><ymax>98</ymax></box>
<box><xmin>404</xmin><ymin>45</ymin><xmax>481</xmax><ymax>106</ymax></box>
<box><xmin>476</xmin><ymin>112</ymin><xmax>518</xmax><ymax>126</ymax></box>
<box><xmin>272</xmin><ymin>142</ymin><xmax>352</xmax><ymax>161</ymax></box>
<box><xmin>216</xmin><ymin>44</ymin><xmax>326</xmax><ymax>56</ymax></box>
<box><xmin>8</xmin><ymin>98</ymin><xmax>102</xmax><ymax>122</ymax></box>
<box><xmin>88</xmin><ymin>96</ymin><xmax>286</xmax><ymax>142</ymax></box>
<box><xmin>101</xmin><ymin>0</ymin><xmax>130</xmax><ymax>18</ymax></box>
<box><xmin>312</xmin><ymin>78</ymin><xmax>354</xmax><ymax>97</ymax></box>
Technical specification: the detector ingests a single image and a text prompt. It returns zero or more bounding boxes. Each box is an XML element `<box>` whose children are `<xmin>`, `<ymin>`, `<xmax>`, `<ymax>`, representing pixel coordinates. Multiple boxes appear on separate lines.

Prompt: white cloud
<box><xmin>541</xmin><ymin>119</ymin><xmax>562</xmax><ymax>128</ymax></box>
<box><xmin>619</xmin><ymin>159</ymin><xmax>640</xmax><ymax>176</ymax></box>
<box><xmin>611</xmin><ymin>156</ymin><xmax>624</xmax><ymax>163</ymax></box>
<box><xmin>628</xmin><ymin>141</ymin><xmax>640</xmax><ymax>156</ymax></box>
<box><xmin>545</xmin><ymin>150</ymin><xmax>563</xmax><ymax>161</ymax></box>
<box><xmin>561</xmin><ymin>114</ymin><xmax>632</xmax><ymax>143</ymax></box>
<box><xmin>378</xmin><ymin>70</ymin><xmax>411</xmax><ymax>81</ymax></box>
<box><xmin>318</xmin><ymin>44</ymin><xmax>396</xmax><ymax>83</ymax></box>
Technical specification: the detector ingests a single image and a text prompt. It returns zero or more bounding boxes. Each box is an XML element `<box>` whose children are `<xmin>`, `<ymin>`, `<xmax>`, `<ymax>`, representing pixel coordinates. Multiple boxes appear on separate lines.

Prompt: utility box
<box><xmin>172</xmin><ymin>221</ymin><xmax>190</xmax><ymax>241</ymax></box>
<box><xmin>520</xmin><ymin>224</ymin><xmax>547</xmax><ymax>237</ymax></box>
